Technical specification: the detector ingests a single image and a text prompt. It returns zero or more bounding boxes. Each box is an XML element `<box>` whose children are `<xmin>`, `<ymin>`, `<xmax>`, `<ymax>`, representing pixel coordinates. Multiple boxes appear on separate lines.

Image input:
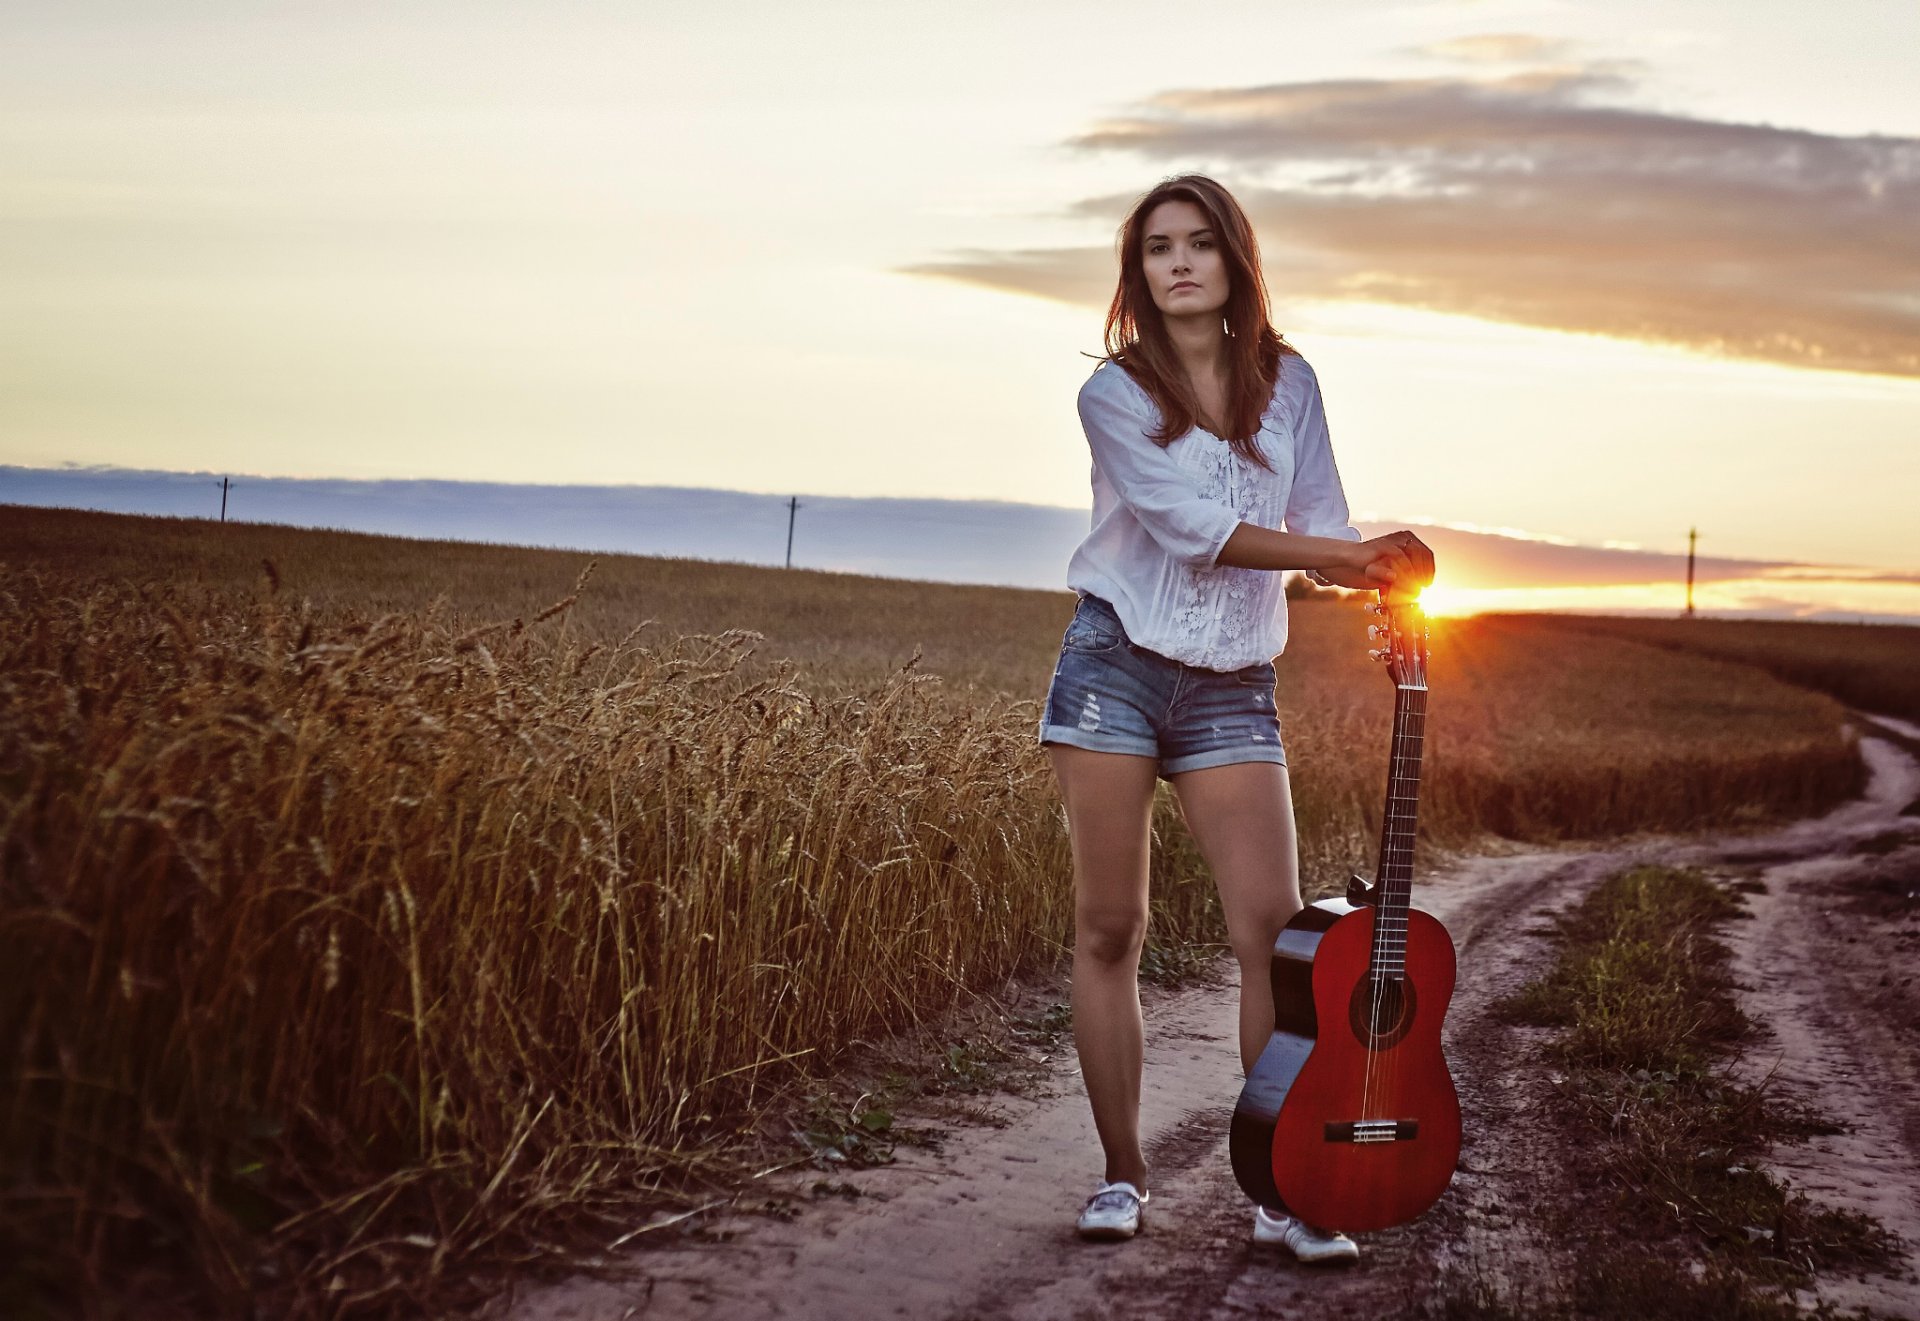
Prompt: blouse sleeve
<box><xmin>1077</xmin><ymin>366</ymin><xmax>1242</xmax><ymax>569</ymax></box>
<box><xmin>1282</xmin><ymin>357</ymin><xmax>1364</xmax><ymax>582</ymax></box>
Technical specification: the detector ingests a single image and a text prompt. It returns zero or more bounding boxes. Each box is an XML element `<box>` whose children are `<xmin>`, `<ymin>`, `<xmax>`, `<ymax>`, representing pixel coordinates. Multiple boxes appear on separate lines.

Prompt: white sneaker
<box><xmin>1076</xmin><ymin>1180</ymin><xmax>1148</xmax><ymax>1240</ymax></box>
<box><xmin>1252</xmin><ymin>1205</ymin><xmax>1359</xmax><ymax>1263</ymax></box>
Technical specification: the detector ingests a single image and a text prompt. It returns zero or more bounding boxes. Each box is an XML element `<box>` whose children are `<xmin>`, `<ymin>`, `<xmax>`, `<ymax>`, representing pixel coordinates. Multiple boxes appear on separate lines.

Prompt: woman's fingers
<box><xmin>1356</xmin><ymin>532</ymin><xmax>1438</xmax><ymax>591</ymax></box>
<box><xmin>1392</xmin><ymin>531</ymin><xmax>1436</xmax><ymax>586</ymax></box>
<box><xmin>1356</xmin><ymin>533</ymin><xmax>1435</xmax><ymax>588</ymax></box>
<box><xmin>1366</xmin><ymin>547</ymin><xmax>1414</xmax><ymax>585</ymax></box>
<box><xmin>1409</xmin><ymin>535</ymin><xmax>1436</xmax><ymax>582</ymax></box>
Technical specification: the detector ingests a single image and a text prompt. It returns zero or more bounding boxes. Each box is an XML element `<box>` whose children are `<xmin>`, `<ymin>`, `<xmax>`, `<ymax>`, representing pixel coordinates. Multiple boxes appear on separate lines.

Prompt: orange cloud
<box><xmin>902</xmin><ymin>65</ymin><xmax>1920</xmax><ymax>378</ymax></box>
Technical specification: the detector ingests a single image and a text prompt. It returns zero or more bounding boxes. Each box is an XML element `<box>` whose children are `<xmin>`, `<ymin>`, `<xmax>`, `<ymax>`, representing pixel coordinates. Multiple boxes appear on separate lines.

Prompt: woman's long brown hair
<box><xmin>1096</xmin><ymin>174</ymin><xmax>1294</xmax><ymax>472</ymax></box>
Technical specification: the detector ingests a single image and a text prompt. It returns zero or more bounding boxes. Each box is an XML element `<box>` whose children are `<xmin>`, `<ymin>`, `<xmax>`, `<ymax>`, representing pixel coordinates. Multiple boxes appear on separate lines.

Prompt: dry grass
<box><xmin>1273</xmin><ymin>606</ymin><xmax>1865</xmax><ymax>875</ymax></box>
<box><xmin>1495</xmin><ymin>613</ymin><xmax>1920</xmax><ymax>723</ymax></box>
<box><xmin>0</xmin><ymin>506</ymin><xmax>1875</xmax><ymax>1317</ymax></box>
<box><xmin>0</xmin><ymin>504</ymin><xmax>1059</xmax><ymax>695</ymax></box>
<box><xmin>1</xmin><ymin>562</ymin><xmax>1074</xmax><ymax>1316</ymax></box>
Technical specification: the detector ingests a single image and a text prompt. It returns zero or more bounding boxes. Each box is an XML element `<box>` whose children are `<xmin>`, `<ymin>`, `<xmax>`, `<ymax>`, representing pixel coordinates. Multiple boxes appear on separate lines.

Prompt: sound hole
<box><xmin>1348</xmin><ymin>975</ymin><xmax>1417</xmax><ymax>1050</ymax></box>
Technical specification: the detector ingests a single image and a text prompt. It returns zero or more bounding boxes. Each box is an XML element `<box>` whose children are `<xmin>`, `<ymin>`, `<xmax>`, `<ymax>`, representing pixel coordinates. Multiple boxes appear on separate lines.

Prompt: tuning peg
<box><xmin>1365</xmin><ymin>603</ymin><xmax>1385</xmax><ymax>616</ymax></box>
<box><xmin>1369</xmin><ymin>648</ymin><xmax>1390</xmax><ymax>661</ymax></box>
<box><xmin>1367</xmin><ymin>624</ymin><xmax>1386</xmax><ymax>640</ymax></box>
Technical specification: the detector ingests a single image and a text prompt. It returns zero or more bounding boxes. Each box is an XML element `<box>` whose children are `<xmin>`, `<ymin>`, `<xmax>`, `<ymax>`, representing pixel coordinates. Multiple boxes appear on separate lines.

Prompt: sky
<box><xmin>4</xmin><ymin>1</ymin><xmax>1918</xmax><ymax>618</ymax></box>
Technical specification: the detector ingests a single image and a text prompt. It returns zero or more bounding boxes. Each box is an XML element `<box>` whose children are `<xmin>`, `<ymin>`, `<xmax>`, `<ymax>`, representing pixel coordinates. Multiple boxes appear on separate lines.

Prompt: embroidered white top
<box><xmin>1064</xmin><ymin>350</ymin><xmax>1364</xmax><ymax>671</ymax></box>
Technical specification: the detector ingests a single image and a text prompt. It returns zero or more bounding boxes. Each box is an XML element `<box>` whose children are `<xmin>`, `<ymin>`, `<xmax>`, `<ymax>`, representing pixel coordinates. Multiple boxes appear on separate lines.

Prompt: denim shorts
<box><xmin>1036</xmin><ymin>593</ymin><xmax>1286</xmax><ymax>779</ymax></box>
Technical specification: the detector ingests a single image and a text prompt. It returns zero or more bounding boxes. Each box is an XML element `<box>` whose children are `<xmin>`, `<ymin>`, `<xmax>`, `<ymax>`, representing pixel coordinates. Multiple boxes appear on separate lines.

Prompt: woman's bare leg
<box><xmin>1046</xmin><ymin>743</ymin><xmax>1161</xmax><ymax>1192</ymax></box>
<box><xmin>1167</xmin><ymin>761</ymin><xmax>1304</xmax><ymax>1073</ymax></box>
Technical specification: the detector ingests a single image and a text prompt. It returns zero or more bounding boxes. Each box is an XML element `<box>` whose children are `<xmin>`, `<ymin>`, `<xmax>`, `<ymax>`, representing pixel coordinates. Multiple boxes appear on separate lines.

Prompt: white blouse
<box><xmin>1064</xmin><ymin>350</ymin><xmax>1364</xmax><ymax>671</ymax></box>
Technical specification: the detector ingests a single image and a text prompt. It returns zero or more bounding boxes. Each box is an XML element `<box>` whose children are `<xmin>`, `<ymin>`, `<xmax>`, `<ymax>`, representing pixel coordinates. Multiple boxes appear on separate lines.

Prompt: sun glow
<box><xmin>1413</xmin><ymin>580</ymin><xmax>1474</xmax><ymax>618</ymax></box>
<box><xmin>1401</xmin><ymin>576</ymin><xmax>1920</xmax><ymax>622</ymax></box>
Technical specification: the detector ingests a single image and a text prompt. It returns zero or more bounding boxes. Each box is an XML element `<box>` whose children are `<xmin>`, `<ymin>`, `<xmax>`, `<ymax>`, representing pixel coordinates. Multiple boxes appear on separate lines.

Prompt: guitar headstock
<box><xmin>1365</xmin><ymin>585</ymin><xmax>1429</xmax><ymax>690</ymax></box>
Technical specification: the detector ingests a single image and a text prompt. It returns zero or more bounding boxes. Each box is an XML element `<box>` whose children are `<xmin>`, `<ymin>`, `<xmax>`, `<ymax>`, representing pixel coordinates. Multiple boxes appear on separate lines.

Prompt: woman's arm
<box><xmin>1075</xmin><ymin>357</ymin><xmax>1437</xmax><ymax>588</ymax></box>
<box><xmin>1215</xmin><ymin>523</ymin><xmax>1433</xmax><ymax>588</ymax></box>
<box><xmin>1227</xmin><ymin>355</ymin><xmax>1435</xmax><ymax>589</ymax></box>
<box><xmin>1078</xmin><ymin>367</ymin><xmax>1242</xmax><ymax>569</ymax></box>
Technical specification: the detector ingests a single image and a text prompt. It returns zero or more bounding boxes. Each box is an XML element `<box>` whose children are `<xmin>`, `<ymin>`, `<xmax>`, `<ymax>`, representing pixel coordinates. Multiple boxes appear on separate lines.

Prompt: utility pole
<box><xmin>785</xmin><ymin>496</ymin><xmax>800</xmax><ymax>569</ymax></box>
<box><xmin>220</xmin><ymin>476</ymin><xmax>231</xmax><ymax>522</ymax></box>
<box><xmin>1684</xmin><ymin>526</ymin><xmax>1697</xmax><ymax>618</ymax></box>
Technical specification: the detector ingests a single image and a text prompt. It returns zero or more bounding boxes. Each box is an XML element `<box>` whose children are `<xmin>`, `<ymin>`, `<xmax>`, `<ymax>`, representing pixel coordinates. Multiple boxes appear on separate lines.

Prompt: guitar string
<box><xmin>1372</xmin><ymin>681</ymin><xmax>1424</xmax><ymax>1124</ymax></box>
<box><xmin>1366</xmin><ymin>682</ymin><xmax>1398</xmax><ymax>1120</ymax></box>
<box><xmin>1364</xmin><ymin>687</ymin><xmax>1417</xmax><ymax>1119</ymax></box>
<box><xmin>1364</xmin><ymin>687</ymin><xmax>1397</xmax><ymax>1121</ymax></box>
<box><xmin>1359</xmin><ymin>615</ymin><xmax>1425</xmax><ymax>1135</ymax></box>
<box><xmin>1389</xmin><ymin>689</ymin><xmax>1426</xmax><ymax>1122</ymax></box>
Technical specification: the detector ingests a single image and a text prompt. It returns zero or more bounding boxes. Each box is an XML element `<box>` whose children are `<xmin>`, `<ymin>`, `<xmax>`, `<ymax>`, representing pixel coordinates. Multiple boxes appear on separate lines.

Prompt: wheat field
<box><xmin>0</xmin><ymin>507</ymin><xmax>1868</xmax><ymax>1317</ymax></box>
<box><xmin>1492</xmin><ymin>613</ymin><xmax>1920</xmax><ymax>723</ymax></box>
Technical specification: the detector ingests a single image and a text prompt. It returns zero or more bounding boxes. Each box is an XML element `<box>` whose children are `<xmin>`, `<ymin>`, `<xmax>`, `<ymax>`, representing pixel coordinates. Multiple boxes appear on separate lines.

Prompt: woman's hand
<box><xmin>1326</xmin><ymin>531</ymin><xmax>1435</xmax><ymax>590</ymax></box>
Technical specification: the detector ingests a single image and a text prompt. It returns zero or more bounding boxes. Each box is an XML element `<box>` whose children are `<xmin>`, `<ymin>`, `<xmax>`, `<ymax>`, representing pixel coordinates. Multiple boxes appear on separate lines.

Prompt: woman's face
<box><xmin>1141</xmin><ymin>198</ymin><xmax>1230</xmax><ymax>323</ymax></box>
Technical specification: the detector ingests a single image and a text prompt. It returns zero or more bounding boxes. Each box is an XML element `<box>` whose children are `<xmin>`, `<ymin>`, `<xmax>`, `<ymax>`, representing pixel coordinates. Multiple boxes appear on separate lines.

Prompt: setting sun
<box><xmin>1415</xmin><ymin>580</ymin><xmax>1474</xmax><ymax>618</ymax></box>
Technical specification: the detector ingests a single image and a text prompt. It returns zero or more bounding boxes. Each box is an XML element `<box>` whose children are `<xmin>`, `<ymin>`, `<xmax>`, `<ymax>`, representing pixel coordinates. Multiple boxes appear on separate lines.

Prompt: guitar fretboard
<box><xmin>1370</xmin><ymin>683</ymin><xmax>1426</xmax><ymax>980</ymax></box>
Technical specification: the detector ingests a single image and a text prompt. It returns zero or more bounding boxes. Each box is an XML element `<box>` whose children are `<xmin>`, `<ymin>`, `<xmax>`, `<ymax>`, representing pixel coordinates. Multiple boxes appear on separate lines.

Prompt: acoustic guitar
<box><xmin>1228</xmin><ymin>586</ymin><xmax>1461</xmax><ymax>1232</ymax></box>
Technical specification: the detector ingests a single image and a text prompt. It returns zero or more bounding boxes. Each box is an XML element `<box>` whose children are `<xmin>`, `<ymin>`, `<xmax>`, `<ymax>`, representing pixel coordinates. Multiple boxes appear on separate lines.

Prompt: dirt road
<box><xmin>492</xmin><ymin>723</ymin><xmax>1920</xmax><ymax>1320</ymax></box>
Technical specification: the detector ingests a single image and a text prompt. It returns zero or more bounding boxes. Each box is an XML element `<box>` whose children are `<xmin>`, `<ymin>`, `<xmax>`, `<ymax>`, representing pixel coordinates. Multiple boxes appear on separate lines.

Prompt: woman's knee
<box><xmin>1227</xmin><ymin>901</ymin><xmax>1300</xmax><ymax>969</ymax></box>
<box><xmin>1076</xmin><ymin>906</ymin><xmax>1149</xmax><ymax>966</ymax></box>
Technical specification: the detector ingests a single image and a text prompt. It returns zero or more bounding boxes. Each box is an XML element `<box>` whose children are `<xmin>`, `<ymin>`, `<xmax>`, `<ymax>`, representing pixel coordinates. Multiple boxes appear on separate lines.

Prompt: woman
<box><xmin>1036</xmin><ymin>174</ymin><xmax>1434</xmax><ymax>1261</ymax></box>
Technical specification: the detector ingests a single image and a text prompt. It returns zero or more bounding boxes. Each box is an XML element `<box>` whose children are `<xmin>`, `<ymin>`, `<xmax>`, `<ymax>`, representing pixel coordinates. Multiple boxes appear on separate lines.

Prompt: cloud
<box><xmin>1754</xmin><ymin>564</ymin><xmax>1920</xmax><ymax>586</ymax></box>
<box><xmin>1358</xmin><ymin>520</ymin><xmax>1760</xmax><ymax>588</ymax></box>
<box><xmin>901</xmin><ymin>64</ymin><xmax>1920</xmax><ymax>378</ymax></box>
<box><xmin>1404</xmin><ymin>33</ymin><xmax>1579</xmax><ymax>63</ymax></box>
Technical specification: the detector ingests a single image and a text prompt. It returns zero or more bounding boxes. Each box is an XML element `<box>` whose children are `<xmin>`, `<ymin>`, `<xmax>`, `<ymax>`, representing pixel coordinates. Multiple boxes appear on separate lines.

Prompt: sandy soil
<box><xmin>488</xmin><ymin>723</ymin><xmax>1920</xmax><ymax>1321</ymax></box>
<box><xmin>1709</xmin><ymin>717</ymin><xmax>1920</xmax><ymax>1318</ymax></box>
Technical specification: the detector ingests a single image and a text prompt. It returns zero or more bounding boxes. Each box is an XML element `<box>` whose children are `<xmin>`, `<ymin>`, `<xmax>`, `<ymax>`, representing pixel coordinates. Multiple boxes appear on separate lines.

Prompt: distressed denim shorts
<box><xmin>1036</xmin><ymin>592</ymin><xmax>1286</xmax><ymax>780</ymax></box>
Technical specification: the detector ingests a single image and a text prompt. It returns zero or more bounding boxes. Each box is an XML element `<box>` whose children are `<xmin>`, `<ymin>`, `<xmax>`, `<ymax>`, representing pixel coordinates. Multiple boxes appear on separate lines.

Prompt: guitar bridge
<box><xmin>1324</xmin><ymin>1119</ymin><xmax>1420</xmax><ymax>1144</ymax></box>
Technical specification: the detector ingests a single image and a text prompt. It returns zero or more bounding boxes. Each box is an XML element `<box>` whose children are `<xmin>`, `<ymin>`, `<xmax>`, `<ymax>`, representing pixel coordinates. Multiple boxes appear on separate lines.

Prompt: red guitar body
<box><xmin>1264</xmin><ymin>902</ymin><xmax>1459</xmax><ymax>1231</ymax></box>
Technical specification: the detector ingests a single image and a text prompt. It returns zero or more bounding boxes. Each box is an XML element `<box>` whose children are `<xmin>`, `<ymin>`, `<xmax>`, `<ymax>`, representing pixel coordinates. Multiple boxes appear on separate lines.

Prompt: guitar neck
<box><xmin>1371</xmin><ymin>682</ymin><xmax>1427</xmax><ymax>977</ymax></box>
